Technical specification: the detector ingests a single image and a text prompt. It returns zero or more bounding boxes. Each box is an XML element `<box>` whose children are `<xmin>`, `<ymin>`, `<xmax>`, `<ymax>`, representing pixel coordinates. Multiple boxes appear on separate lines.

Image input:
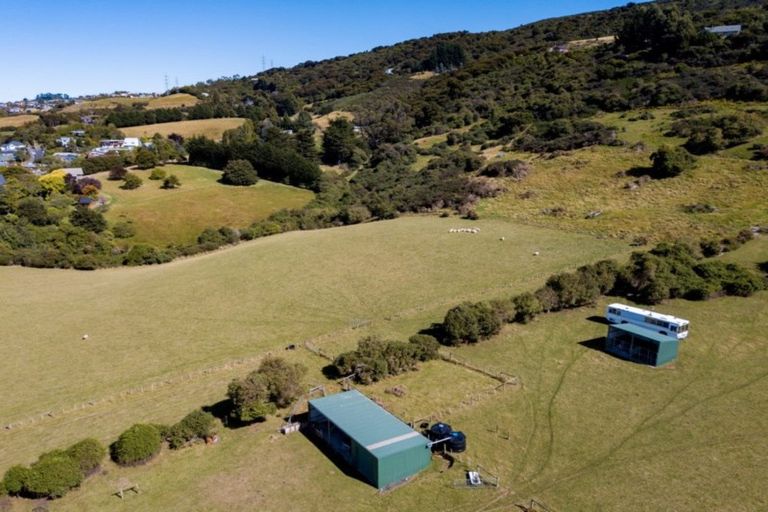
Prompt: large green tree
<box><xmin>322</xmin><ymin>118</ymin><xmax>357</xmax><ymax>165</ymax></box>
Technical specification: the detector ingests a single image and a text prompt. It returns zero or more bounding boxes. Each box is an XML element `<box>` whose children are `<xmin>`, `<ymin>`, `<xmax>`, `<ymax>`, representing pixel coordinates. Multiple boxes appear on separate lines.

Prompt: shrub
<box><xmin>512</xmin><ymin>292</ymin><xmax>542</xmax><ymax>323</ymax></box>
<box><xmin>442</xmin><ymin>301</ymin><xmax>501</xmax><ymax>345</ymax></box>
<box><xmin>167</xmin><ymin>410</ymin><xmax>217</xmax><ymax>449</ymax></box>
<box><xmin>488</xmin><ymin>297</ymin><xmax>516</xmax><ymax>323</ymax></box>
<box><xmin>111</xmin><ymin>424</ymin><xmax>162</xmax><ymax>466</ymax></box>
<box><xmin>149</xmin><ymin>168</ymin><xmax>167</xmax><ymax>180</ymax></box>
<box><xmin>257</xmin><ymin>356</ymin><xmax>307</xmax><ymax>408</ymax></box>
<box><xmin>135</xmin><ymin>148</ymin><xmax>158</xmax><ymax>170</ymax></box>
<box><xmin>699</xmin><ymin>238</ymin><xmax>721</xmax><ymax>257</ymax></box>
<box><xmin>2</xmin><ymin>466</ymin><xmax>32</xmax><ymax>496</ymax></box>
<box><xmin>121</xmin><ymin>172</ymin><xmax>143</xmax><ymax>190</ymax></box>
<box><xmin>222</xmin><ymin>159</ymin><xmax>259</xmax><ymax>186</ymax></box>
<box><xmin>480</xmin><ymin>159</ymin><xmax>531</xmax><ymax>180</ymax></box>
<box><xmin>408</xmin><ymin>334</ymin><xmax>440</xmax><ymax>361</ymax></box>
<box><xmin>123</xmin><ymin>244</ymin><xmax>171</xmax><ymax>265</ymax></box>
<box><xmin>650</xmin><ymin>146</ymin><xmax>696</xmax><ymax>179</ymax></box>
<box><xmin>227</xmin><ymin>372</ymin><xmax>276</xmax><ymax>422</ymax></box>
<box><xmin>162</xmin><ymin>174</ymin><xmax>181</xmax><ymax>189</ymax></box>
<box><xmin>107</xmin><ymin>166</ymin><xmax>127</xmax><ymax>181</ymax></box>
<box><xmin>25</xmin><ymin>453</ymin><xmax>83</xmax><ymax>499</ymax></box>
<box><xmin>69</xmin><ymin>207</ymin><xmax>107</xmax><ymax>233</ymax></box>
<box><xmin>112</xmin><ymin>221</ymin><xmax>136</xmax><ymax>239</ymax></box>
<box><xmin>65</xmin><ymin>438</ymin><xmax>106</xmax><ymax>476</ymax></box>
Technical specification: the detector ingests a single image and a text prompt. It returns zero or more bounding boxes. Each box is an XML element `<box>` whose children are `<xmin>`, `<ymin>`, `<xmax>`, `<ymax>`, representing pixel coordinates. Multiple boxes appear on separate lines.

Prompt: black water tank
<box><xmin>428</xmin><ymin>422</ymin><xmax>452</xmax><ymax>441</ymax></box>
<box><xmin>447</xmin><ymin>431</ymin><xmax>466</xmax><ymax>453</ymax></box>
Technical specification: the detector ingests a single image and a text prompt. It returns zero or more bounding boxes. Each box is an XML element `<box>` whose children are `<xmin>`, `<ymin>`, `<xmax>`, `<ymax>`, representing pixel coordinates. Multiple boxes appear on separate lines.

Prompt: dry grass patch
<box><xmin>146</xmin><ymin>93</ymin><xmax>199</xmax><ymax>110</ymax></box>
<box><xmin>312</xmin><ymin>110</ymin><xmax>354</xmax><ymax>131</ymax></box>
<box><xmin>120</xmin><ymin>118</ymin><xmax>246</xmax><ymax>141</ymax></box>
<box><xmin>0</xmin><ymin>114</ymin><xmax>39</xmax><ymax>129</ymax></box>
<box><xmin>409</xmin><ymin>71</ymin><xmax>436</xmax><ymax>80</ymax></box>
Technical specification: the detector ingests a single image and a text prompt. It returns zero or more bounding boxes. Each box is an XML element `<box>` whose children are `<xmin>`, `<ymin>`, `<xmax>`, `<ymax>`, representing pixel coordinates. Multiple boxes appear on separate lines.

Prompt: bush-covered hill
<box><xmin>3</xmin><ymin>0</ymin><xmax>767</xmax><ymax>269</ymax></box>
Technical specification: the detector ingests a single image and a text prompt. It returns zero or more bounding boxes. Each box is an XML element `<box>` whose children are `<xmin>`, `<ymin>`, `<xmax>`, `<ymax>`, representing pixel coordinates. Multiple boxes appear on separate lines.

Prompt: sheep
<box><xmin>82</xmin><ymin>334</ymin><xmax>89</xmax><ymax>341</ymax></box>
<box><xmin>500</xmin><ymin>237</ymin><xmax>505</xmax><ymax>241</ymax></box>
<box><xmin>533</xmin><ymin>251</ymin><xmax>540</xmax><ymax>256</ymax></box>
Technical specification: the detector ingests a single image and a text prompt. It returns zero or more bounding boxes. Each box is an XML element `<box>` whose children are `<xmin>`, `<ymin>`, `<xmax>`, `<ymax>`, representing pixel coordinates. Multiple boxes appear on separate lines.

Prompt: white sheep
<box><xmin>82</xmin><ymin>334</ymin><xmax>89</xmax><ymax>340</ymax></box>
<box><xmin>533</xmin><ymin>251</ymin><xmax>540</xmax><ymax>256</ymax></box>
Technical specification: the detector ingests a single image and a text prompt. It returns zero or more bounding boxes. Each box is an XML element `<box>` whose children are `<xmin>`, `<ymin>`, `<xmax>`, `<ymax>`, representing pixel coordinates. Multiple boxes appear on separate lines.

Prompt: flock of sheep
<box><xmin>447</xmin><ymin>228</ymin><xmax>540</xmax><ymax>255</ymax></box>
<box><xmin>448</xmin><ymin>227</ymin><xmax>481</xmax><ymax>234</ymax></box>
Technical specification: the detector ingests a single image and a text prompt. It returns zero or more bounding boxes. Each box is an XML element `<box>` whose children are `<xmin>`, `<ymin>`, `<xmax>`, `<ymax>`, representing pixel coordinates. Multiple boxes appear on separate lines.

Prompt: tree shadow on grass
<box><xmin>625</xmin><ymin>165</ymin><xmax>654</xmax><ymax>178</ymax></box>
<box><xmin>202</xmin><ymin>399</ymin><xmax>264</xmax><ymax>430</ymax></box>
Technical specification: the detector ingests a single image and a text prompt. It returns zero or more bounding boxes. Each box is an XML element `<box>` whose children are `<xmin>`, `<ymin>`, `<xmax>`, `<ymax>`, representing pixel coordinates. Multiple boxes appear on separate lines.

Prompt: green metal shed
<box><xmin>606</xmin><ymin>323</ymin><xmax>679</xmax><ymax>366</ymax></box>
<box><xmin>308</xmin><ymin>390</ymin><xmax>431</xmax><ymax>489</ymax></box>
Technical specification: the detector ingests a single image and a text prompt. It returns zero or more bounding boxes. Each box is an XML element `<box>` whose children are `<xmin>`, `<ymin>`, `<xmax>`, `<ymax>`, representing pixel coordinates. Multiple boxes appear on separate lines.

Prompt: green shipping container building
<box><xmin>308</xmin><ymin>390</ymin><xmax>431</xmax><ymax>489</ymax></box>
<box><xmin>606</xmin><ymin>323</ymin><xmax>679</xmax><ymax>367</ymax></box>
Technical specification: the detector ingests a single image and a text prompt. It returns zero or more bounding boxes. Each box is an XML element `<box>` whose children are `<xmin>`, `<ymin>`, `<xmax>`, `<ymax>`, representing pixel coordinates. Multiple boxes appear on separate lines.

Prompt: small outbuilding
<box><xmin>606</xmin><ymin>323</ymin><xmax>678</xmax><ymax>367</ymax></box>
<box><xmin>308</xmin><ymin>390</ymin><xmax>431</xmax><ymax>489</ymax></box>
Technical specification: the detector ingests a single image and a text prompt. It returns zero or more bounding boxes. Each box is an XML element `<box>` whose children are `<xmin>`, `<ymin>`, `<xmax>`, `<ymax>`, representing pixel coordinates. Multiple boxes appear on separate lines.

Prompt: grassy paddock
<box><xmin>145</xmin><ymin>93</ymin><xmax>199</xmax><ymax>110</ymax></box>
<box><xmin>2</xmin><ymin>235</ymin><xmax>766</xmax><ymax>512</ymax></box>
<box><xmin>0</xmin><ymin>217</ymin><xmax>627</xmax><ymax>474</ymax></box>
<box><xmin>14</xmin><ymin>239</ymin><xmax>768</xmax><ymax>512</ymax></box>
<box><xmin>62</xmin><ymin>93</ymin><xmax>199</xmax><ymax>112</ymax></box>
<box><xmin>0</xmin><ymin>114</ymin><xmax>39</xmax><ymax>129</ymax></box>
<box><xmin>96</xmin><ymin>165</ymin><xmax>313</xmax><ymax>245</ymax></box>
<box><xmin>120</xmin><ymin>118</ymin><xmax>246</xmax><ymax>141</ymax></box>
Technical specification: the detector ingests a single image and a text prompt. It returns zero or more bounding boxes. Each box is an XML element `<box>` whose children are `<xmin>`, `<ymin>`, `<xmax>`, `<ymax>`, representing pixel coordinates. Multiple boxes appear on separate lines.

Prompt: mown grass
<box><xmin>119</xmin><ymin>118</ymin><xmax>246</xmax><ymax>141</ymax></box>
<box><xmin>96</xmin><ymin>165</ymin><xmax>313</xmax><ymax>246</ymax></box>
<box><xmin>0</xmin><ymin>114</ymin><xmax>39</xmax><ymax>129</ymax></box>
<box><xmin>0</xmin><ymin>217</ymin><xmax>627</xmax><ymax>476</ymax></box>
<box><xmin>11</xmin><ymin>238</ymin><xmax>767</xmax><ymax>512</ymax></box>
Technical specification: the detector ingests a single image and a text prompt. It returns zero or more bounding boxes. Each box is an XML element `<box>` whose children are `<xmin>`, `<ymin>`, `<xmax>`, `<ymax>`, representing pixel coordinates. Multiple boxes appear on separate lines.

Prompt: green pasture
<box><xmin>96</xmin><ymin>165</ymin><xmax>313</xmax><ymax>246</ymax></box>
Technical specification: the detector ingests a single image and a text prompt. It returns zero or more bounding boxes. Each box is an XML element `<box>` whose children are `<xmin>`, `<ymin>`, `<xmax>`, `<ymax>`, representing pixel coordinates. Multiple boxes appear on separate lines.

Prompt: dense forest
<box><xmin>1</xmin><ymin>0</ymin><xmax>767</xmax><ymax>268</ymax></box>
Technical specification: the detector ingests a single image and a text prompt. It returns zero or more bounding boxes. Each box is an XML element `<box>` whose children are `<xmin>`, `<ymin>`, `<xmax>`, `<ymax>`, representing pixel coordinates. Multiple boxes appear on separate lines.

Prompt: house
<box><xmin>605</xmin><ymin>323</ymin><xmax>679</xmax><ymax>367</ymax></box>
<box><xmin>0</xmin><ymin>173</ymin><xmax>6</xmax><ymax>186</ymax></box>
<box><xmin>71</xmin><ymin>129</ymin><xmax>86</xmax><ymax>137</ymax></box>
<box><xmin>100</xmin><ymin>139</ymin><xmax>123</xmax><ymax>148</ymax></box>
<box><xmin>53</xmin><ymin>152</ymin><xmax>80</xmax><ymax>164</ymax></box>
<box><xmin>705</xmin><ymin>24</ymin><xmax>742</xmax><ymax>37</ymax></box>
<box><xmin>0</xmin><ymin>141</ymin><xmax>26</xmax><ymax>153</ymax></box>
<box><xmin>308</xmin><ymin>390</ymin><xmax>431</xmax><ymax>489</ymax></box>
<box><xmin>121</xmin><ymin>137</ymin><xmax>141</xmax><ymax>148</ymax></box>
<box><xmin>0</xmin><ymin>153</ymin><xmax>14</xmax><ymax>166</ymax></box>
<box><xmin>78</xmin><ymin>196</ymin><xmax>94</xmax><ymax>206</ymax></box>
<box><xmin>56</xmin><ymin>136</ymin><xmax>73</xmax><ymax>147</ymax></box>
<box><xmin>59</xmin><ymin>168</ymin><xmax>84</xmax><ymax>178</ymax></box>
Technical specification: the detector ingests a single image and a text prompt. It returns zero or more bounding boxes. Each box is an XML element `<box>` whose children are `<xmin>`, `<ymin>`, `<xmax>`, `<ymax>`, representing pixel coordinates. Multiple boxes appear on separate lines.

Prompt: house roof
<box><xmin>705</xmin><ymin>24</ymin><xmax>742</xmax><ymax>33</ymax></box>
<box><xmin>609</xmin><ymin>323</ymin><xmax>677</xmax><ymax>344</ymax></box>
<box><xmin>309</xmin><ymin>390</ymin><xmax>428</xmax><ymax>457</ymax></box>
<box><xmin>0</xmin><ymin>174</ymin><xmax>6</xmax><ymax>186</ymax></box>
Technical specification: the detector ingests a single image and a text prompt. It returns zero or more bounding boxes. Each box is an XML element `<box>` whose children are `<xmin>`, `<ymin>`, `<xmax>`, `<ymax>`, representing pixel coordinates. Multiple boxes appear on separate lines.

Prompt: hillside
<box><xmin>97</xmin><ymin>165</ymin><xmax>313</xmax><ymax>245</ymax></box>
<box><xmin>120</xmin><ymin>118</ymin><xmax>246</xmax><ymax>141</ymax></box>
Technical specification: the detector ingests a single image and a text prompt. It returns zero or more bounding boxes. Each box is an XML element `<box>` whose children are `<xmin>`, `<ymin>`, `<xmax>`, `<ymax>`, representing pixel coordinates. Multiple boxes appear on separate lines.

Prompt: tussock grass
<box><xmin>481</xmin><ymin>102</ymin><xmax>768</xmax><ymax>242</ymax></box>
